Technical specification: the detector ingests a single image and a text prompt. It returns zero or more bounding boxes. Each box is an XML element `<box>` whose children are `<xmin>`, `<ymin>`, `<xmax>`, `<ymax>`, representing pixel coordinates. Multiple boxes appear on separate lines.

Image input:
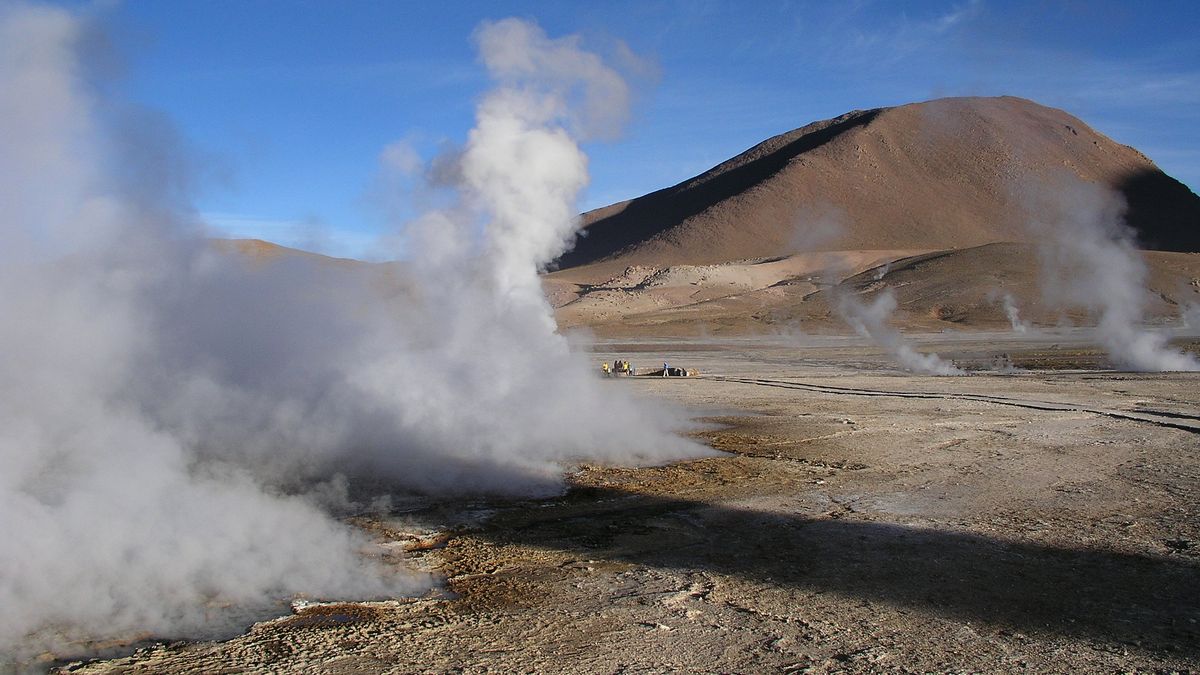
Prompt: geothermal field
<box><xmin>59</xmin><ymin>335</ymin><xmax>1200</xmax><ymax>673</ymax></box>
<box><xmin>3</xmin><ymin>3</ymin><xmax>1199</xmax><ymax>674</ymax></box>
<box><xmin>45</xmin><ymin>333</ymin><xmax>1200</xmax><ymax>673</ymax></box>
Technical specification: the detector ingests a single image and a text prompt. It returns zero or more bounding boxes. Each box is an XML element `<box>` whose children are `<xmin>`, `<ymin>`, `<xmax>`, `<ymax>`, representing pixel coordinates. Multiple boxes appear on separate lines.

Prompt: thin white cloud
<box><xmin>933</xmin><ymin>0</ymin><xmax>982</xmax><ymax>32</ymax></box>
<box><xmin>815</xmin><ymin>0</ymin><xmax>983</xmax><ymax>68</ymax></box>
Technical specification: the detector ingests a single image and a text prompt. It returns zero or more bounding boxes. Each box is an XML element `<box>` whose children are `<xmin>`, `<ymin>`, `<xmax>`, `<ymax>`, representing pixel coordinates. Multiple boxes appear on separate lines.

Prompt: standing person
<box><xmin>662</xmin><ymin>362</ymin><xmax>668</xmax><ymax>377</ymax></box>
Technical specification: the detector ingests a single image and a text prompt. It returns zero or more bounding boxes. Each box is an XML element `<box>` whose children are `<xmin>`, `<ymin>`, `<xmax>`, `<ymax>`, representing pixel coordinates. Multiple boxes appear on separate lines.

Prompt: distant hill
<box><xmin>543</xmin><ymin>97</ymin><xmax>1200</xmax><ymax>335</ymax></box>
<box><xmin>219</xmin><ymin>95</ymin><xmax>1200</xmax><ymax>337</ymax></box>
<box><xmin>556</xmin><ymin>96</ymin><xmax>1200</xmax><ymax>271</ymax></box>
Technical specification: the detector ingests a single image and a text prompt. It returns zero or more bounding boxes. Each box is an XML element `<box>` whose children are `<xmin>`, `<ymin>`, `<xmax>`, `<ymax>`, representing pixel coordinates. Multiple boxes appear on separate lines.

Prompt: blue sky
<box><xmin>92</xmin><ymin>0</ymin><xmax>1200</xmax><ymax>258</ymax></box>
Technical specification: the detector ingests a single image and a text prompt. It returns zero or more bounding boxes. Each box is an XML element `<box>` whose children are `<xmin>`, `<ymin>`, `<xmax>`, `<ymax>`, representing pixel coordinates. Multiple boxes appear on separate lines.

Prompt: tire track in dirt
<box><xmin>707</xmin><ymin>376</ymin><xmax>1200</xmax><ymax>434</ymax></box>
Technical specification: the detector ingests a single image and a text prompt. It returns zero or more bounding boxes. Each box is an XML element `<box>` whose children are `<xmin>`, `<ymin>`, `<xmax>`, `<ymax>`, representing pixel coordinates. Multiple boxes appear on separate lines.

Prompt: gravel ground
<box><xmin>59</xmin><ymin>335</ymin><xmax>1200</xmax><ymax>674</ymax></box>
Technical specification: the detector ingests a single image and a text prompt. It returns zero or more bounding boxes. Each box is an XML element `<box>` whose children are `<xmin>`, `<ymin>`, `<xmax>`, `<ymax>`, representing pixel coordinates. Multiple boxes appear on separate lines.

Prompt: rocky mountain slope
<box><xmin>557</xmin><ymin>96</ymin><xmax>1199</xmax><ymax>270</ymax></box>
<box><xmin>545</xmin><ymin>96</ymin><xmax>1200</xmax><ymax>335</ymax></box>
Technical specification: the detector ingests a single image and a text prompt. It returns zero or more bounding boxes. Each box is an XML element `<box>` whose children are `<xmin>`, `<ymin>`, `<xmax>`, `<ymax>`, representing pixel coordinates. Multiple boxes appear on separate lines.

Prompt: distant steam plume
<box><xmin>0</xmin><ymin>5</ymin><xmax>707</xmax><ymax>663</ymax></box>
<box><xmin>792</xmin><ymin>209</ymin><xmax>961</xmax><ymax>375</ymax></box>
<box><xmin>997</xmin><ymin>292</ymin><xmax>1029</xmax><ymax>333</ymax></box>
<box><xmin>835</xmin><ymin>290</ymin><xmax>964</xmax><ymax>375</ymax></box>
<box><xmin>1029</xmin><ymin>177</ymin><xmax>1199</xmax><ymax>371</ymax></box>
<box><xmin>1183</xmin><ymin>302</ymin><xmax>1200</xmax><ymax>330</ymax></box>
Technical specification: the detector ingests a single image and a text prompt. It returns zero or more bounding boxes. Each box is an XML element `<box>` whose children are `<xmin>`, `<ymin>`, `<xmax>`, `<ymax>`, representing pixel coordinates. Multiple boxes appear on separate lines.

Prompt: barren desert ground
<box><xmin>63</xmin><ymin>333</ymin><xmax>1199</xmax><ymax>674</ymax></box>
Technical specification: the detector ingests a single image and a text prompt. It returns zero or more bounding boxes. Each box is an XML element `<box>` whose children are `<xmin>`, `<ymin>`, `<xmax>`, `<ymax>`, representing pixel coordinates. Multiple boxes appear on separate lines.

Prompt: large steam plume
<box><xmin>1029</xmin><ymin>177</ymin><xmax>1199</xmax><ymax>372</ymax></box>
<box><xmin>0</xmin><ymin>5</ymin><xmax>707</xmax><ymax>662</ymax></box>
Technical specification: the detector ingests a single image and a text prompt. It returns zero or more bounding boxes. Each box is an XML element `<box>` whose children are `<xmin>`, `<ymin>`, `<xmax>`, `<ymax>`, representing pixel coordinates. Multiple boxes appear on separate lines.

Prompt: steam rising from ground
<box><xmin>1029</xmin><ymin>178</ymin><xmax>1199</xmax><ymax>372</ymax></box>
<box><xmin>0</xmin><ymin>5</ymin><xmax>707</xmax><ymax>661</ymax></box>
<box><xmin>1184</xmin><ymin>303</ymin><xmax>1200</xmax><ymax>330</ymax></box>
<box><xmin>792</xmin><ymin>208</ymin><xmax>961</xmax><ymax>376</ymax></box>
<box><xmin>835</xmin><ymin>290</ymin><xmax>964</xmax><ymax>375</ymax></box>
<box><xmin>1000</xmin><ymin>293</ymin><xmax>1029</xmax><ymax>333</ymax></box>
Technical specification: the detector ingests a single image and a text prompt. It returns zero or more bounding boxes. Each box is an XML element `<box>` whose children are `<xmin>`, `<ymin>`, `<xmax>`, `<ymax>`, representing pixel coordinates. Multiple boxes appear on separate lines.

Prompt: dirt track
<box><xmin>62</xmin><ymin>335</ymin><xmax>1200</xmax><ymax>674</ymax></box>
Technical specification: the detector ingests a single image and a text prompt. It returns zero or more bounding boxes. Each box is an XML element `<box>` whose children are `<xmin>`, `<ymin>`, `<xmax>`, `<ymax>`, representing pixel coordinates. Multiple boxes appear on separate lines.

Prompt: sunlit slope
<box><xmin>557</xmin><ymin>96</ymin><xmax>1200</xmax><ymax>271</ymax></box>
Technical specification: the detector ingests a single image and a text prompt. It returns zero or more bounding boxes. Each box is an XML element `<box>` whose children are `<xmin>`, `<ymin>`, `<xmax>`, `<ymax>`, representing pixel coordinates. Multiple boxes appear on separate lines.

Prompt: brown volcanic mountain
<box><xmin>556</xmin><ymin>96</ymin><xmax>1200</xmax><ymax>271</ymax></box>
<box><xmin>544</xmin><ymin>96</ymin><xmax>1200</xmax><ymax>335</ymax></box>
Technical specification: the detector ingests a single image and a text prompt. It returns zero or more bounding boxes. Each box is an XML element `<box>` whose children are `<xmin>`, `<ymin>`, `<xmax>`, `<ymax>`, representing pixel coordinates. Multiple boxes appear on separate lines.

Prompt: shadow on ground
<box><xmin>480</xmin><ymin>485</ymin><xmax>1199</xmax><ymax>657</ymax></box>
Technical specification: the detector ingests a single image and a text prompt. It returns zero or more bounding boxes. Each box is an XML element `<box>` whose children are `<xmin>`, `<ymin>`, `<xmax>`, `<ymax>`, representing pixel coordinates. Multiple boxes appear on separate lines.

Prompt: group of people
<box><xmin>600</xmin><ymin>359</ymin><xmax>633</xmax><ymax>376</ymax></box>
<box><xmin>599</xmin><ymin>359</ymin><xmax>688</xmax><ymax>377</ymax></box>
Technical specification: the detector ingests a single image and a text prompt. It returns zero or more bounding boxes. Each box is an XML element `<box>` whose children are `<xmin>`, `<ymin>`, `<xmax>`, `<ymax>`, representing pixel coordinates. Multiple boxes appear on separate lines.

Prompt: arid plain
<box><xmin>64</xmin><ymin>333</ymin><xmax>1200</xmax><ymax>673</ymax></box>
